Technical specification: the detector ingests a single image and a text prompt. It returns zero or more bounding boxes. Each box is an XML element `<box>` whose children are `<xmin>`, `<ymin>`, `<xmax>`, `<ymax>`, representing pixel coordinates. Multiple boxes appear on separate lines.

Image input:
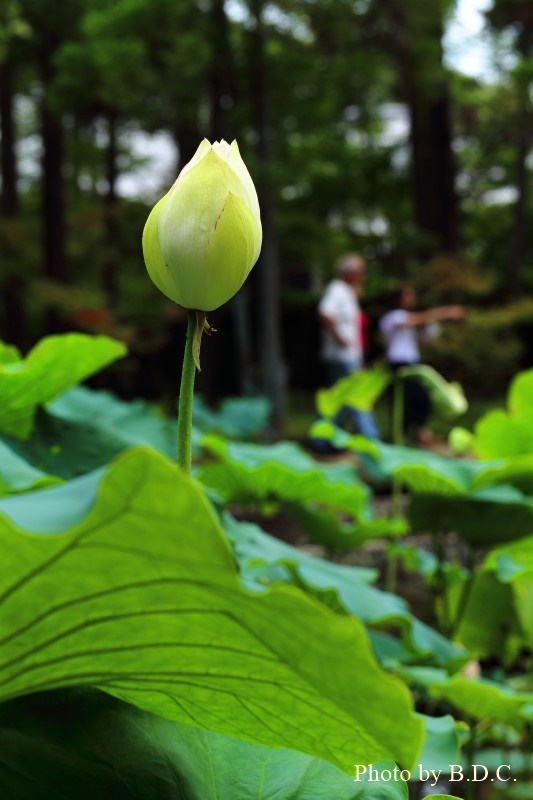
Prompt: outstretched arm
<box><xmin>401</xmin><ymin>305</ymin><xmax>465</xmax><ymax>328</ymax></box>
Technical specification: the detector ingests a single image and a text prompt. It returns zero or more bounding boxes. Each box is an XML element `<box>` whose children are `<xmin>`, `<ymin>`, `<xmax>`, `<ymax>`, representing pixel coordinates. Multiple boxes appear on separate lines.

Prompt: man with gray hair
<box><xmin>316</xmin><ymin>253</ymin><xmax>379</xmax><ymax>440</ymax></box>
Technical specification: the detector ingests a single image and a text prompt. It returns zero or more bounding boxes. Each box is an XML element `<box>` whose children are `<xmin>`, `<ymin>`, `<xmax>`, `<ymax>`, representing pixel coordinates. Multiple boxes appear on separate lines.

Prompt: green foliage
<box><xmin>426</xmin><ymin>306</ymin><xmax>533</xmax><ymax>398</ymax></box>
<box><xmin>409</xmin><ymin>671</ymin><xmax>533</xmax><ymax>730</ymax></box>
<box><xmin>2</xmin><ymin>387</ymin><xmax>179</xmax><ymax>480</ymax></box>
<box><xmin>444</xmin><ymin>571</ymin><xmax>524</xmax><ymax>662</ymax></box>
<box><xmin>223</xmin><ymin>513</ymin><xmax>467</xmax><ymax>670</ymax></box>
<box><xmin>0</xmin><ymin>447</ymin><xmax>424</xmax><ymax>771</ymax></box>
<box><xmin>316</xmin><ymin>369</ymin><xmax>391</xmax><ymax>417</ymax></box>
<box><xmin>315</xmin><ymin>421</ymin><xmax>533</xmax><ymax>545</ymax></box>
<box><xmin>199</xmin><ymin>435</ymin><xmax>368</xmax><ymax>514</ymax></box>
<box><xmin>1</xmin><ymin>388</ymin><xmax>269</xmax><ymax>482</ymax></box>
<box><xmin>473</xmin><ymin>369</ymin><xmax>533</xmax><ymax>458</ymax></box>
<box><xmin>484</xmin><ymin>534</ymin><xmax>533</xmax><ymax>649</ymax></box>
<box><xmin>409</xmin><ymin>489</ymin><xmax>533</xmax><ymax>547</ymax></box>
<box><xmin>199</xmin><ymin>434</ymin><xmax>405</xmax><ymax>548</ymax></box>
<box><xmin>417</xmin><ymin>714</ymin><xmax>462</xmax><ymax>774</ymax></box>
<box><xmin>0</xmin><ymin>689</ymin><xmax>407</xmax><ymax>800</ymax></box>
<box><xmin>448</xmin><ymin>426</ymin><xmax>473</xmax><ymax>456</ymax></box>
<box><xmin>0</xmin><ymin>333</ymin><xmax>531</xmax><ymax>793</ymax></box>
<box><xmin>193</xmin><ymin>395</ymin><xmax>271</xmax><ymax>439</ymax></box>
<box><xmin>398</xmin><ymin>365</ymin><xmax>468</xmax><ymax>420</ymax></box>
<box><xmin>0</xmin><ymin>334</ymin><xmax>127</xmax><ymax>439</ymax></box>
<box><xmin>0</xmin><ymin>440</ymin><xmax>61</xmax><ymax>496</ymax></box>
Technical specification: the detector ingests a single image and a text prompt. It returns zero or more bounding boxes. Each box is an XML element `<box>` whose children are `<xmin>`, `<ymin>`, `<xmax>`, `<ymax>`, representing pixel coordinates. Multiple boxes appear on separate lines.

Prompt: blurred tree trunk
<box><xmin>103</xmin><ymin>109</ymin><xmax>119</xmax><ymax>307</ymax></box>
<box><xmin>209</xmin><ymin>0</ymin><xmax>234</xmax><ymax>141</ymax></box>
<box><xmin>40</xmin><ymin>37</ymin><xmax>66</xmax><ymax>293</ymax></box>
<box><xmin>509</xmin><ymin>98</ymin><xmax>530</xmax><ymax>297</ymax></box>
<box><xmin>209</xmin><ymin>0</ymin><xmax>256</xmax><ymax>395</ymax></box>
<box><xmin>383</xmin><ymin>0</ymin><xmax>459</xmax><ymax>255</ymax></box>
<box><xmin>0</xmin><ymin>59</ymin><xmax>18</xmax><ymax>217</ymax></box>
<box><xmin>174</xmin><ymin>124</ymin><xmax>200</xmax><ymax>172</ymax></box>
<box><xmin>485</xmin><ymin>0</ymin><xmax>532</xmax><ymax>296</ymax></box>
<box><xmin>0</xmin><ymin>53</ymin><xmax>26</xmax><ymax>347</ymax></box>
<box><xmin>507</xmin><ymin>45</ymin><xmax>532</xmax><ymax>298</ymax></box>
<box><xmin>249</xmin><ymin>0</ymin><xmax>286</xmax><ymax>436</ymax></box>
<box><xmin>406</xmin><ymin>77</ymin><xmax>458</xmax><ymax>255</ymax></box>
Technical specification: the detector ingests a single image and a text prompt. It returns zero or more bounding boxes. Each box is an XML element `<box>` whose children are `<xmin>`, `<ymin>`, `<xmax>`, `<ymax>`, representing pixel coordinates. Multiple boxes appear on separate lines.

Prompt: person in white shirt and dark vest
<box><xmin>380</xmin><ymin>285</ymin><xmax>465</xmax><ymax>443</ymax></box>
<box><xmin>317</xmin><ymin>253</ymin><xmax>379</xmax><ymax>440</ymax></box>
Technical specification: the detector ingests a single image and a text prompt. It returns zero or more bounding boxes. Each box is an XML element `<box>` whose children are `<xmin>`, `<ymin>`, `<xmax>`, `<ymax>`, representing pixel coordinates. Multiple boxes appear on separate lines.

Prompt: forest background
<box><xmin>0</xmin><ymin>0</ymin><xmax>531</xmax><ymax>433</ymax></box>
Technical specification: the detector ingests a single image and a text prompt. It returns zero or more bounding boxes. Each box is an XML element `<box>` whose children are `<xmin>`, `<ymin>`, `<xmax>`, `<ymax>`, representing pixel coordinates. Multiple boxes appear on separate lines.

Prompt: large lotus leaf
<box><xmin>316</xmin><ymin>369</ymin><xmax>391</xmax><ymax>417</ymax></box>
<box><xmin>470</xmin><ymin>454</ymin><xmax>533</xmax><ymax>495</ymax></box>
<box><xmin>0</xmin><ymin>334</ymin><xmax>127</xmax><ymax>439</ymax></box>
<box><xmin>398</xmin><ymin>366</ymin><xmax>468</xmax><ymax>419</ymax></box>
<box><xmin>3</xmin><ymin>388</ymin><xmax>202</xmax><ymax>480</ymax></box>
<box><xmin>314</xmin><ymin>422</ymin><xmax>533</xmax><ymax>496</ymax></box>
<box><xmin>0</xmin><ymin>440</ymin><xmax>62</xmax><ymax>496</ymax></box>
<box><xmin>286</xmin><ymin>502</ymin><xmax>407</xmax><ymax>550</ymax></box>
<box><xmin>316</xmin><ymin>424</ymin><xmax>533</xmax><ymax>546</ymax></box>
<box><xmin>378</xmin><ymin>446</ymin><xmax>478</xmax><ymax>497</ymax></box>
<box><xmin>0</xmin><ymin>342</ymin><xmax>20</xmax><ymax>364</ymax></box>
<box><xmin>484</xmin><ymin>536</ymin><xmax>533</xmax><ymax>647</ymax></box>
<box><xmin>0</xmin><ymin>447</ymin><xmax>423</xmax><ymax>771</ymax></box>
<box><xmin>2</xmin><ymin>408</ymin><xmax>135</xmax><ymax>480</ymax></box>
<box><xmin>50</xmin><ymin>385</ymin><xmax>180</xmax><ymax>461</ymax></box>
<box><xmin>474</xmin><ymin>410</ymin><xmax>533</xmax><ymax>460</ymax></box>
<box><xmin>404</xmin><ymin>668</ymin><xmax>533</xmax><ymax>729</ymax></box>
<box><xmin>487</xmin><ymin>534</ymin><xmax>533</xmax><ymax>581</ymax></box>
<box><xmin>427</xmin><ymin>677</ymin><xmax>533</xmax><ymax>729</ymax></box>
<box><xmin>199</xmin><ymin>434</ymin><xmax>371</xmax><ymax>516</ymax></box>
<box><xmin>311</xmin><ymin>422</ymin><xmax>482</xmax><ymax>495</ymax></box>
<box><xmin>509</xmin><ymin>369</ymin><xmax>533</xmax><ymax>418</ymax></box>
<box><xmin>0</xmin><ymin>689</ymin><xmax>409</xmax><ymax>800</ymax></box>
<box><xmin>417</xmin><ymin>714</ymin><xmax>462</xmax><ymax>774</ymax></box>
<box><xmin>193</xmin><ymin>395</ymin><xmax>270</xmax><ymax>439</ymax></box>
<box><xmin>444</xmin><ymin>572</ymin><xmax>524</xmax><ymax>662</ymax></box>
<box><xmin>473</xmin><ymin>370</ymin><xmax>533</xmax><ymax>459</ymax></box>
<box><xmin>409</xmin><ymin>488</ymin><xmax>533</xmax><ymax>546</ymax></box>
<box><xmin>223</xmin><ymin>514</ymin><xmax>467</xmax><ymax>670</ymax></box>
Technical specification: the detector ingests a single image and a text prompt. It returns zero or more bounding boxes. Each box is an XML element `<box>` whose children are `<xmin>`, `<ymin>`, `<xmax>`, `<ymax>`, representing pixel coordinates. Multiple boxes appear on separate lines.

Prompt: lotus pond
<box><xmin>0</xmin><ymin>332</ymin><xmax>531</xmax><ymax>799</ymax></box>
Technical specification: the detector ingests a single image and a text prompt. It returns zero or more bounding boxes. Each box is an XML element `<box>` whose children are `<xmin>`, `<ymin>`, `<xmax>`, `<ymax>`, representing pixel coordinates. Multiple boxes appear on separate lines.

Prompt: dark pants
<box><xmin>390</xmin><ymin>361</ymin><xmax>431</xmax><ymax>432</ymax></box>
<box><xmin>323</xmin><ymin>360</ymin><xmax>380</xmax><ymax>440</ymax></box>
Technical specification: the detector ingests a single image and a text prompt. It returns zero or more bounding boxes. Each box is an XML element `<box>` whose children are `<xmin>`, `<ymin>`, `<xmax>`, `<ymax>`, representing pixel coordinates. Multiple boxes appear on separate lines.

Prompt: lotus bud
<box><xmin>448</xmin><ymin>426</ymin><xmax>473</xmax><ymax>456</ymax></box>
<box><xmin>142</xmin><ymin>139</ymin><xmax>262</xmax><ymax>312</ymax></box>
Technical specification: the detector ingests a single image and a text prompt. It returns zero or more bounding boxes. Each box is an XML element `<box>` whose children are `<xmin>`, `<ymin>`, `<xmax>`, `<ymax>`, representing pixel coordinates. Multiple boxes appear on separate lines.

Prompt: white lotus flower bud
<box><xmin>142</xmin><ymin>139</ymin><xmax>262</xmax><ymax>311</ymax></box>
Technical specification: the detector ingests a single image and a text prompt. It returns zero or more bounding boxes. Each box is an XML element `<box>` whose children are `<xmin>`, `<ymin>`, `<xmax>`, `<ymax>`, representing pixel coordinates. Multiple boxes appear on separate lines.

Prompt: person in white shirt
<box><xmin>380</xmin><ymin>285</ymin><xmax>465</xmax><ymax>440</ymax></box>
<box><xmin>317</xmin><ymin>253</ymin><xmax>379</xmax><ymax>440</ymax></box>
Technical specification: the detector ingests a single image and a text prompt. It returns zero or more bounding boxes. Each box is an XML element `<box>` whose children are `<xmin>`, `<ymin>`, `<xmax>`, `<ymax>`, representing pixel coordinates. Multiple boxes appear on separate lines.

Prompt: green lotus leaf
<box><xmin>409</xmin><ymin>489</ymin><xmax>533</xmax><ymax>547</ymax></box>
<box><xmin>316</xmin><ymin>369</ymin><xmax>391</xmax><ymax>417</ymax></box>
<box><xmin>0</xmin><ymin>440</ymin><xmax>62</xmax><ymax>496</ymax></box>
<box><xmin>0</xmin><ymin>447</ymin><xmax>423</xmax><ymax>772</ymax></box>
<box><xmin>0</xmin><ymin>689</ymin><xmax>408</xmax><ymax>800</ymax></box>
<box><xmin>0</xmin><ymin>342</ymin><xmax>21</xmax><ymax>365</ymax></box>
<box><xmin>427</xmin><ymin>677</ymin><xmax>533</xmax><ymax>729</ymax></box>
<box><xmin>316</xmin><ymin>424</ymin><xmax>533</xmax><ymax>546</ymax></box>
<box><xmin>193</xmin><ymin>394</ymin><xmax>270</xmax><ymax>439</ymax></box>
<box><xmin>442</xmin><ymin>571</ymin><xmax>524</xmax><ymax>663</ymax></box>
<box><xmin>483</xmin><ymin>535</ymin><xmax>533</xmax><ymax>648</ymax></box>
<box><xmin>0</xmin><ymin>334</ymin><xmax>127</xmax><ymax>439</ymax></box>
<box><xmin>473</xmin><ymin>369</ymin><xmax>533</xmax><ymax>459</ymax></box>
<box><xmin>199</xmin><ymin>434</ymin><xmax>404</xmax><ymax>547</ymax></box>
<box><xmin>417</xmin><ymin>714</ymin><xmax>462</xmax><ymax>774</ymax></box>
<box><xmin>223</xmin><ymin>513</ymin><xmax>467</xmax><ymax>670</ymax></box>
<box><xmin>398</xmin><ymin>365</ymin><xmax>468</xmax><ymax>419</ymax></box>
<box><xmin>2</xmin><ymin>386</ymin><xmax>189</xmax><ymax>480</ymax></box>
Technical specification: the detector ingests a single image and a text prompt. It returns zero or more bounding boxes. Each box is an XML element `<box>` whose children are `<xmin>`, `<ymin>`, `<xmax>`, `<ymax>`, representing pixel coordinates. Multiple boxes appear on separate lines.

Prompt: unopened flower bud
<box><xmin>142</xmin><ymin>139</ymin><xmax>262</xmax><ymax>311</ymax></box>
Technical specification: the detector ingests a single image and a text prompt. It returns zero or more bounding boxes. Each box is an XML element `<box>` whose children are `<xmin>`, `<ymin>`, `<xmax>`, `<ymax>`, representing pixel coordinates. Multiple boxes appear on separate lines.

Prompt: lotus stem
<box><xmin>177</xmin><ymin>311</ymin><xmax>197</xmax><ymax>473</ymax></box>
